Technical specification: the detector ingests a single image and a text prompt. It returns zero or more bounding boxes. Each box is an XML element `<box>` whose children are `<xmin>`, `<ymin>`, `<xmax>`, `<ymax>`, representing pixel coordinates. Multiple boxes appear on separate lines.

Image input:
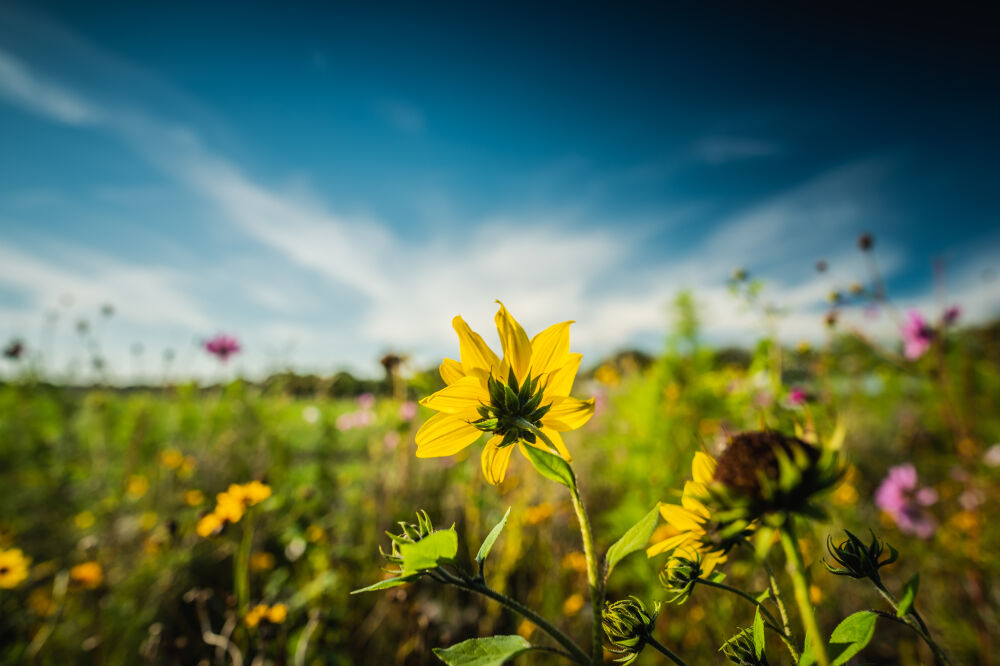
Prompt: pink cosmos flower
<box><xmin>357</xmin><ymin>393</ymin><xmax>376</xmax><ymax>410</ymax></box>
<box><xmin>204</xmin><ymin>334</ymin><xmax>241</xmax><ymax>362</ymax></box>
<box><xmin>900</xmin><ymin>311</ymin><xmax>933</xmax><ymax>360</ymax></box>
<box><xmin>874</xmin><ymin>463</ymin><xmax>937</xmax><ymax>539</ymax></box>
<box><xmin>787</xmin><ymin>387</ymin><xmax>807</xmax><ymax>407</ymax></box>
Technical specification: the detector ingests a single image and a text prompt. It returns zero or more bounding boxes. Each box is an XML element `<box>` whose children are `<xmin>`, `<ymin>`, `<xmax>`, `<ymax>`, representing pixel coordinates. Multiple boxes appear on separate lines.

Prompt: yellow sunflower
<box><xmin>415</xmin><ymin>301</ymin><xmax>595</xmax><ymax>485</ymax></box>
<box><xmin>646</xmin><ymin>452</ymin><xmax>727</xmax><ymax>574</ymax></box>
<box><xmin>0</xmin><ymin>547</ymin><xmax>31</xmax><ymax>589</ymax></box>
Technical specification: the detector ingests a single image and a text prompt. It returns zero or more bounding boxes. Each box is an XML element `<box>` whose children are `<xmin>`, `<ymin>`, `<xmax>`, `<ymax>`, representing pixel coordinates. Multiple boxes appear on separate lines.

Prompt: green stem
<box><xmin>779</xmin><ymin>523</ymin><xmax>829</xmax><ymax>666</ymax></box>
<box><xmin>520</xmin><ymin>421</ymin><xmax>604</xmax><ymax>665</ymax></box>
<box><xmin>235</xmin><ymin>515</ymin><xmax>254</xmax><ymax>616</ymax></box>
<box><xmin>695</xmin><ymin>578</ymin><xmax>799</xmax><ymax>662</ymax></box>
<box><xmin>441</xmin><ymin>572</ymin><xmax>590</xmax><ymax>665</ymax></box>
<box><xmin>874</xmin><ymin>584</ymin><xmax>952</xmax><ymax>665</ymax></box>
<box><xmin>762</xmin><ymin>557</ymin><xmax>794</xmax><ymax>641</ymax></box>
<box><xmin>646</xmin><ymin>636</ymin><xmax>687</xmax><ymax>666</ymax></box>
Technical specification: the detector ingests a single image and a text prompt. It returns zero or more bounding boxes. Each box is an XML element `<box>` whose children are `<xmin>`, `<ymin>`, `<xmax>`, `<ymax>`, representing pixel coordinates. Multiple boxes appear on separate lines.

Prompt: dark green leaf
<box><xmin>476</xmin><ymin>507</ymin><xmax>511</xmax><ymax>564</ymax></box>
<box><xmin>897</xmin><ymin>573</ymin><xmax>919</xmax><ymax>618</ymax></box>
<box><xmin>433</xmin><ymin>635</ymin><xmax>534</xmax><ymax>666</ymax></box>
<box><xmin>605</xmin><ymin>504</ymin><xmax>660</xmax><ymax>580</ymax></box>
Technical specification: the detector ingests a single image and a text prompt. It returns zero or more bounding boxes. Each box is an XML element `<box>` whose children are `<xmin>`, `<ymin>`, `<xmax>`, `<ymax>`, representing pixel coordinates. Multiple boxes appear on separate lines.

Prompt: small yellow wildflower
<box><xmin>562</xmin><ymin>593</ymin><xmax>585</xmax><ymax>615</ymax></box>
<box><xmin>184</xmin><ymin>490</ymin><xmax>205</xmax><ymax>507</ymax></box>
<box><xmin>126</xmin><ymin>475</ymin><xmax>149</xmax><ymax>499</ymax></box>
<box><xmin>179</xmin><ymin>456</ymin><xmax>196</xmax><ymax>478</ymax></box>
<box><xmin>70</xmin><ymin>561</ymin><xmax>103</xmax><ymax>588</ymax></box>
<box><xmin>214</xmin><ymin>492</ymin><xmax>246</xmax><ymax>523</ymax></box>
<box><xmin>561</xmin><ymin>551</ymin><xmax>588</xmax><ymax>573</ymax></box>
<box><xmin>594</xmin><ymin>363</ymin><xmax>620</xmax><ymax>387</ymax></box>
<box><xmin>245</xmin><ymin>604</ymin><xmax>268</xmax><ymax>628</ymax></box>
<box><xmin>416</xmin><ymin>302</ymin><xmax>595</xmax><ymax>486</ymax></box>
<box><xmin>517</xmin><ymin>619</ymin><xmax>536</xmax><ymax>639</ymax></box>
<box><xmin>196</xmin><ymin>512</ymin><xmax>224</xmax><ymax>538</ymax></box>
<box><xmin>241</xmin><ymin>480</ymin><xmax>272</xmax><ymax>506</ymax></box>
<box><xmin>159</xmin><ymin>449</ymin><xmax>185</xmax><ymax>470</ymax></box>
<box><xmin>0</xmin><ymin>547</ymin><xmax>30</xmax><ymax>589</ymax></box>
<box><xmin>245</xmin><ymin>603</ymin><xmax>286</xmax><ymax>627</ymax></box>
<box><xmin>523</xmin><ymin>502</ymin><xmax>554</xmax><ymax>525</ymax></box>
<box><xmin>74</xmin><ymin>510</ymin><xmax>96</xmax><ymax>530</ymax></box>
<box><xmin>647</xmin><ymin>452</ymin><xmax>728</xmax><ymax>575</ymax></box>
<box><xmin>250</xmin><ymin>552</ymin><xmax>276</xmax><ymax>571</ymax></box>
<box><xmin>306</xmin><ymin>525</ymin><xmax>326</xmax><ymax>544</ymax></box>
<box><xmin>267</xmin><ymin>603</ymin><xmax>287</xmax><ymax>623</ymax></box>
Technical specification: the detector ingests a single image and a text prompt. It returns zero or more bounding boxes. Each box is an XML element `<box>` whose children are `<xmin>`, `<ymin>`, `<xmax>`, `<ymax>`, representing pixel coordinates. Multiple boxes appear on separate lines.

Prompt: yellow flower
<box><xmin>70</xmin><ymin>561</ymin><xmax>103</xmax><ymax>588</ymax></box>
<box><xmin>562</xmin><ymin>593</ymin><xmax>585</xmax><ymax>615</ymax></box>
<box><xmin>126</xmin><ymin>475</ymin><xmax>149</xmax><ymax>499</ymax></box>
<box><xmin>267</xmin><ymin>603</ymin><xmax>287</xmax><ymax>623</ymax></box>
<box><xmin>196</xmin><ymin>512</ymin><xmax>224</xmax><ymax>538</ymax></box>
<box><xmin>250</xmin><ymin>552</ymin><xmax>275</xmax><ymax>571</ymax></box>
<box><xmin>306</xmin><ymin>524</ymin><xmax>326</xmax><ymax>544</ymax></box>
<box><xmin>245</xmin><ymin>604</ymin><xmax>267</xmax><ymax>628</ymax></box>
<box><xmin>523</xmin><ymin>502</ymin><xmax>554</xmax><ymax>525</ymax></box>
<box><xmin>184</xmin><ymin>490</ymin><xmax>205</xmax><ymax>507</ymax></box>
<box><xmin>0</xmin><ymin>547</ymin><xmax>31</xmax><ymax>589</ymax></box>
<box><xmin>74</xmin><ymin>510</ymin><xmax>96</xmax><ymax>530</ymax></box>
<box><xmin>241</xmin><ymin>480</ymin><xmax>272</xmax><ymax>506</ymax></box>
<box><xmin>415</xmin><ymin>302</ymin><xmax>595</xmax><ymax>485</ymax></box>
<box><xmin>214</xmin><ymin>492</ymin><xmax>246</xmax><ymax>524</ymax></box>
<box><xmin>140</xmin><ymin>512</ymin><xmax>158</xmax><ymax>531</ymax></box>
<box><xmin>647</xmin><ymin>452</ymin><xmax>727</xmax><ymax>575</ymax></box>
<box><xmin>159</xmin><ymin>449</ymin><xmax>185</xmax><ymax>470</ymax></box>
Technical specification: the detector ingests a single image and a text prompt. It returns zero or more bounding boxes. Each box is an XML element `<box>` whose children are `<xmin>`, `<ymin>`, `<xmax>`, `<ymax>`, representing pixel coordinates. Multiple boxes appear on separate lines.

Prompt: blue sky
<box><xmin>1</xmin><ymin>2</ymin><xmax>998</xmax><ymax>380</ymax></box>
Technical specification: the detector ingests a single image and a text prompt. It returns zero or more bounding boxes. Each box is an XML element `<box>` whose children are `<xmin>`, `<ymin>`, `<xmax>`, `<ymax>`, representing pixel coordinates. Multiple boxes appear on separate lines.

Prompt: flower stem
<box><xmin>695</xmin><ymin>578</ymin><xmax>799</xmax><ymax>662</ymax></box>
<box><xmin>520</xmin><ymin>421</ymin><xmax>604</xmax><ymax>665</ymax></box>
<box><xmin>778</xmin><ymin>522</ymin><xmax>829</xmax><ymax>666</ymax></box>
<box><xmin>873</xmin><ymin>583</ymin><xmax>952</xmax><ymax>665</ymax></box>
<box><xmin>235</xmin><ymin>516</ymin><xmax>254</xmax><ymax>617</ymax></box>
<box><xmin>646</xmin><ymin>636</ymin><xmax>687</xmax><ymax>666</ymax></box>
<box><xmin>762</xmin><ymin>557</ymin><xmax>793</xmax><ymax>640</ymax></box>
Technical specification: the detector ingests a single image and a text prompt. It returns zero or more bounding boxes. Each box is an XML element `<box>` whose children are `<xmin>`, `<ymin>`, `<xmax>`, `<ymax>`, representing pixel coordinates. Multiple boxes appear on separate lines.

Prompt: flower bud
<box><xmin>380</xmin><ymin>510</ymin><xmax>434</xmax><ymax>572</ymax></box>
<box><xmin>602</xmin><ymin>597</ymin><xmax>660</xmax><ymax>665</ymax></box>
<box><xmin>824</xmin><ymin>529</ymin><xmax>898</xmax><ymax>585</ymax></box>
<box><xmin>659</xmin><ymin>552</ymin><xmax>702</xmax><ymax>604</ymax></box>
<box><xmin>720</xmin><ymin>628</ymin><xmax>768</xmax><ymax>665</ymax></box>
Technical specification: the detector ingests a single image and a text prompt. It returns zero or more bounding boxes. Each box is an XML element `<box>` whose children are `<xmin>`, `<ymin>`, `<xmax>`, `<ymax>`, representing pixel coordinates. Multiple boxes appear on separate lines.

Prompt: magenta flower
<box><xmin>398</xmin><ymin>401</ymin><xmax>418</xmax><ymax>421</ymax></box>
<box><xmin>204</xmin><ymin>334</ymin><xmax>241</xmax><ymax>362</ymax></box>
<box><xmin>942</xmin><ymin>305</ymin><xmax>961</xmax><ymax>326</ymax></box>
<box><xmin>900</xmin><ymin>311</ymin><xmax>933</xmax><ymax>360</ymax></box>
<box><xmin>874</xmin><ymin>463</ymin><xmax>937</xmax><ymax>539</ymax></box>
<box><xmin>787</xmin><ymin>387</ymin><xmax>807</xmax><ymax>407</ymax></box>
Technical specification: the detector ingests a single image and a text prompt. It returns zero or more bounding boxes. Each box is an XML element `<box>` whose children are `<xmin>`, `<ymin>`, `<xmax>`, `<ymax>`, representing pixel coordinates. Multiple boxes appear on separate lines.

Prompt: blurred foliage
<box><xmin>1</xmin><ymin>297</ymin><xmax>998</xmax><ymax>665</ymax></box>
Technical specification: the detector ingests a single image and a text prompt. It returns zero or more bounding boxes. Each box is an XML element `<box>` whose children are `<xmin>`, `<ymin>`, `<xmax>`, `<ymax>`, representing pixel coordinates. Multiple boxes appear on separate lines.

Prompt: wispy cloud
<box><xmin>693</xmin><ymin>136</ymin><xmax>782</xmax><ymax>164</ymax></box>
<box><xmin>374</xmin><ymin>99</ymin><xmax>426</xmax><ymax>135</ymax></box>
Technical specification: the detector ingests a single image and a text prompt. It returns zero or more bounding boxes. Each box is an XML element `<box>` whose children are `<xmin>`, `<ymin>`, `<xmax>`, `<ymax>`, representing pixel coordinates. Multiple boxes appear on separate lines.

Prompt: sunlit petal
<box><xmin>419</xmin><ymin>376</ymin><xmax>487</xmax><ymax>414</ymax></box>
<box><xmin>415</xmin><ymin>412</ymin><xmax>482</xmax><ymax>457</ymax></box>
<box><xmin>692</xmin><ymin>452</ymin><xmax>717</xmax><ymax>484</ymax></box>
<box><xmin>544</xmin><ymin>353</ymin><xmax>583</xmax><ymax>397</ymax></box>
<box><xmin>541</xmin><ymin>396</ymin><xmax>595</xmax><ymax>431</ymax></box>
<box><xmin>530</xmin><ymin>320</ymin><xmax>573</xmax><ymax>377</ymax></box>
<box><xmin>494</xmin><ymin>301</ymin><xmax>532</xmax><ymax>382</ymax></box>
<box><xmin>439</xmin><ymin>358</ymin><xmax>464</xmax><ymax>385</ymax></box>
<box><xmin>453</xmin><ymin>316</ymin><xmax>500</xmax><ymax>377</ymax></box>
<box><xmin>658</xmin><ymin>503</ymin><xmax>703</xmax><ymax>532</ymax></box>
<box><xmin>482</xmin><ymin>436</ymin><xmax>515</xmax><ymax>486</ymax></box>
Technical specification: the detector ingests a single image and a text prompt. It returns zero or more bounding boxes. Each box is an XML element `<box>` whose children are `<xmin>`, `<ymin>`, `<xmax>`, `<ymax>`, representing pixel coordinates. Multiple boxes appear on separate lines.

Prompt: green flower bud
<box><xmin>720</xmin><ymin>628</ymin><xmax>768</xmax><ymax>665</ymax></box>
<box><xmin>602</xmin><ymin>597</ymin><xmax>660</xmax><ymax>665</ymax></box>
<box><xmin>380</xmin><ymin>510</ymin><xmax>434</xmax><ymax>573</ymax></box>
<box><xmin>659</xmin><ymin>553</ymin><xmax>702</xmax><ymax>604</ymax></box>
<box><xmin>824</xmin><ymin>529</ymin><xmax>898</xmax><ymax>585</ymax></box>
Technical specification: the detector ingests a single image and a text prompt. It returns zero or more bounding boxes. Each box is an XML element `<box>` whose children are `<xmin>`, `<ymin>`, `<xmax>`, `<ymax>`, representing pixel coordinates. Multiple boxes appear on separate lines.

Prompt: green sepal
<box><xmin>476</xmin><ymin>507</ymin><xmax>511</xmax><ymax>564</ymax></box>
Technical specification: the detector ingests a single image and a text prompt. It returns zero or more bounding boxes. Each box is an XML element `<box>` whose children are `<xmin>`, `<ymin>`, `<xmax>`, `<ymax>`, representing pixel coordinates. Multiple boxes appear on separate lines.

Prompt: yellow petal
<box><xmin>453</xmin><ymin>316</ymin><xmax>500</xmax><ymax>377</ymax></box>
<box><xmin>692</xmin><ymin>452</ymin><xmax>717</xmax><ymax>484</ymax></box>
<box><xmin>481</xmin><ymin>436</ymin><xmax>515</xmax><ymax>486</ymax></box>
<box><xmin>541</xmin><ymin>396</ymin><xmax>595</xmax><ymax>431</ymax></box>
<box><xmin>646</xmin><ymin>532</ymin><xmax>693</xmax><ymax>557</ymax></box>
<box><xmin>681</xmin><ymin>485</ymin><xmax>709</xmax><ymax>517</ymax></box>
<box><xmin>544</xmin><ymin>353</ymin><xmax>582</xmax><ymax>397</ymax></box>
<box><xmin>439</xmin><ymin>358</ymin><xmax>465</xmax><ymax>385</ymax></box>
<box><xmin>658</xmin><ymin>503</ymin><xmax>703</xmax><ymax>532</ymax></box>
<box><xmin>494</xmin><ymin>301</ymin><xmax>532</xmax><ymax>382</ymax></box>
<box><xmin>415</xmin><ymin>412</ymin><xmax>482</xmax><ymax>457</ymax></box>
<box><xmin>701</xmin><ymin>551</ymin><xmax>726</xmax><ymax>576</ymax></box>
<box><xmin>419</xmin><ymin>376</ymin><xmax>487</xmax><ymax>414</ymax></box>
<box><xmin>529</xmin><ymin>320</ymin><xmax>573</xmax><ymax>377</ymax></box>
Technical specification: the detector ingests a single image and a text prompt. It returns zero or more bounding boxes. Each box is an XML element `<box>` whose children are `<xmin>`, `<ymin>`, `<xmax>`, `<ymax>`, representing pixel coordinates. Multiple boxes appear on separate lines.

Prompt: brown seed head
<box><xmin>713</xmin><ymin>431</ymin><xmax>820</xmax><ymax>501</ymax></box>
<box><xmin>858</xmin><ymin>232</ymin><xmax>873</xmax><ymax>251</ymax></box>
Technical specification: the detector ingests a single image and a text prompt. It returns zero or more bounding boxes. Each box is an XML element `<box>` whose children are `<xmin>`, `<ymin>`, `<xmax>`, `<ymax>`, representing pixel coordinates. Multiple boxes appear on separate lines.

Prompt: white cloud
<box><xmin>0</xmin><ymin>49</ymin><xmax>98</xmax><ymax>124</ymax></box>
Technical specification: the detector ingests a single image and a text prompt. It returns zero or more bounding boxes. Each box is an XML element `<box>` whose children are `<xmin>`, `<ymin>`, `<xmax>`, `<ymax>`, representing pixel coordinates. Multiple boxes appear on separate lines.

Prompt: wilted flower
<box><xmin>875</xmin><ymin>464</ymin><xmax>937</xmax><ymax>539</ymax></box>
<box><xmin>204</xmin><ymin>334</ymin><xmax>241</xmax><ymax>361</ymax></box>
<box><xmin>70</xmin><ymin>561</ymin><xmax>103</xmax><ymax>588</ymax></box>
<box><xmin>0</xmin><ymin>548</ymin><xmax>31</xmax><ymax>589</ymax></box>
<box><xmin>900</xmin><ymin>311</ymin><xmax>934</xmax><ymax>360</ymax></box>
<box><xmin>602</xmin><ymin>597</ymin><xmax>660</xmax><ymax>665</ymax></box>
<box><xmin>824</xmin><ymin>529</ymin><xmax>898</xmax><ymax>584</ymax></box>
<box><xmin>858</xmin><ymin>232</ymin><xmax>873</xmax><ymax>251</ymax></box>
<box><xmin>3</xmin><ymin>339</ymin><xmax>24</xmax><ymax>360</ymax></box>
<box><xmin>415</xmin><ymin>302</ymin><xmax>594</xmax><ymax>485</ymax></box>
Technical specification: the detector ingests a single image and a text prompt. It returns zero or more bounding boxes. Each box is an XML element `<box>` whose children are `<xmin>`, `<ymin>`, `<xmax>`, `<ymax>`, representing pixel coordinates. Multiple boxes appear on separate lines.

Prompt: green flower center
<box><xmin>472</xmin><ymin>368</ymin><xmax>551</xmax><ymax>447</ymax></box>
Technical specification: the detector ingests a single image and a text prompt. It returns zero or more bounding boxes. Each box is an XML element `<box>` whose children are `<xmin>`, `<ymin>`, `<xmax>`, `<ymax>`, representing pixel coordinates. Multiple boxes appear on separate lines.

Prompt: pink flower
<box><xmin>942</xmin><ymin>305</ymin><xmax>961</xmax><ymax>326</ymax></box>
<box><xmin>875</xmin><ymin>463</ymin><xmax>937</xmax><ymax>539</ymax></box>
<box><xmin>398</xmin><ymin>401</ymin><xmax>418</xmax><ymax>421</ymax></box>
<box><xmin>357</xmin><ymin>393</ymin><xmax>376</xmax><ymax>410</ymax></box>
<box><xmin>900</xmin><ymin>311</ymin><xmax>933</xmax><ymax>360</ymax></box>
<box><xmin>204</xmin><ymin>334</ymin><xmax>241</xmax><ymax>362</ymax></box>
<box><xmin>787</xmin><ymin>387</ymin><xmax>807</xmax><ymax>407</ymax></box>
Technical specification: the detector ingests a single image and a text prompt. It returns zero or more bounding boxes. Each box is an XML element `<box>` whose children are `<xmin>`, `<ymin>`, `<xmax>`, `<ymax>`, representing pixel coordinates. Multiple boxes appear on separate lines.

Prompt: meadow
<box><xmin>1</xmin><ymin>281</ymin><xmax>998</xmax><ymax>665</ymax></box>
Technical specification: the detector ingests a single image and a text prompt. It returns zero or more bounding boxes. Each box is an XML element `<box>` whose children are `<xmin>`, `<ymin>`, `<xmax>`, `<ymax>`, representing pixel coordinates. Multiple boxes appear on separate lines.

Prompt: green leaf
<box><xmin>400</xmin><ymin>529</ymin><xmax>458</xmax><ymax>575</ymax></box>
<box><xmin>521</xmin><ymin>443</ymin><xmax>575</xmax><ymax>488</ymax></box>
<box><xmin>896</xmin><ymin>573</ymin><xmax>919</xmax><ymax>618</ymax></box>
<box><xmin>829</xmin><ymin>610</ymin><xmax>877</xmax><ymax>666</ymax></box>
<box><xmin>753</xmin><ymin>607</ymin><xmax>765</xmax><ymax>659</ymax></box>
<box><xmin>605</xmin><ymin>504</ymin><xmax>660</xmax><ymax>580</ymax></box>
<box><xmin>706</xmin><ymin>571</ymin><xmax>727</xmax><ymax>584</ymax></box>
<box><xmin>349</xmin><ymin>574</ymin><xmax>418</xmax><ymax>594</ymax></box>
<box><xmin>433</xmin><ymin>635</ymin><xmax>534</xmax><ymax>666</ymax></box>
<box><xmin>476</xmin><ymin>507</ymin><xmax>511</xmax><ymax>564</ymax></box>
<box><xmin>798</xmin><ymin>633</ymin><xmax>816</xmax><ymax>666</ymax></box>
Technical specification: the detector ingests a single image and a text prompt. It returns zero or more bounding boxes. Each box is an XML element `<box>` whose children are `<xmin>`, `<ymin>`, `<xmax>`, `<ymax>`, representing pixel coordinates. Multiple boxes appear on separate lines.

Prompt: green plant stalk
<box><xmin>695</xmin><ymin>578</ymin><xmax>799</xmax><ymax>661</ymax></box>
<box><xmin>432</xmin><ymin>568</ymin><xmax>590</xmax><ymax>665</ymax></box>
<box><xmin>778</xmin><ymin>524</ymin><xmax>829</xmax><ymax>666</ymax></box>
<box><xmin>646</xmin><ymin>635</ymin><xmax>687</xmax><ymax>666</ymax></box>
<box><xmin>235</xmin><ymin>516</ymin><xmax>254</xmax><ymax>617</ymax></box>
<box><xmin>762</xmin><ymin>557</ymin><xmax>795</xmax><ymax>645</ymax></box>
<box><xmin>873</xmin><ymin>583</ymin><xmax>952</xmax><ymax>665</ymax></box>
<box><xmin>522</xmin><ymin>421</ymin><xmax>604</xmax><ymax>665</ymax></box>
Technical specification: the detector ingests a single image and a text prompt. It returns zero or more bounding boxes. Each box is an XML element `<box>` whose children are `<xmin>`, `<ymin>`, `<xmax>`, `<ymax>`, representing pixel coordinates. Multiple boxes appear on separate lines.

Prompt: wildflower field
<box><xmin>2</xmin><ymin>277</ymin><xmax>999</xmax><ymax>665</ymax></box>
